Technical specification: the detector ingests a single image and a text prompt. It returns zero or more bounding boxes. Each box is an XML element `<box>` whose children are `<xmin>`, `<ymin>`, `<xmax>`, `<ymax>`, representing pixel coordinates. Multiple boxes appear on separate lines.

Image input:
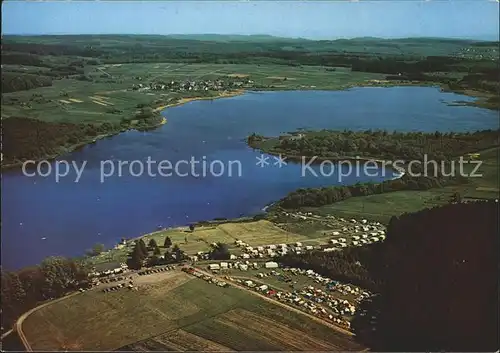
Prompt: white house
<box><xmin>208</xmin><ymin>264</ymin><xmax>220</xmax><ymax>271</ymax></box>
<box><xmin>295</xmin><ymin>242</ymin><xmax>303</xmax><ymax>247</ymax></box>
<box><xmin>220</xmin><ymin>262</ymin><xmax>229</xmax><ymax>269</ymax></box>
<box><xmin>258</xmin><ymin>284</ymin><xmax>269</xmax><ymax>292</ymax></box>
<box><xmin>265</xmin><ymin>261</ymin><xmax>279</xmax><ymax>269</ymax></box>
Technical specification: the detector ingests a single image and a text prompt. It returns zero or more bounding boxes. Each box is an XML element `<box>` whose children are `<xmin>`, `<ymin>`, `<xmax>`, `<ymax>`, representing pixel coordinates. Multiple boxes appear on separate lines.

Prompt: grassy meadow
<box><xmin>21</xmin><ymin>272</ymin><xmax>364</xmax><ymax>351</ymax></box>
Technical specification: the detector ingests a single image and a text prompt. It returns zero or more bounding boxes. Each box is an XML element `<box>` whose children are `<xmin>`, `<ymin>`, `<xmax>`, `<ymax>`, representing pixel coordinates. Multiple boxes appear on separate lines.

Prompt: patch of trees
<box><xmin>277</xmin><ymin>172</ymin><xmax>465</xmax><ymax>209</ymax></box>
<box><xmin>2</xmin><ymin>43</ymin><xmax>102</xmax><ymax>57</ymax></box>
<box><xmin>1</xmin><ymin>257</ymin><xmax>90</xmax><ymax>330</ymax></box>
<box><xmin>2</xmin><ymin>114</ymin><xmax>165</xmax><ymax>167</ymax></box>
<box><xmin>128</xmin><ymin>238</ymin><xmax>188</xmax><ymax>269</ymax></box>
<box><xmin>128</xmin><ymin>239</ymin><xmax>148</xmax><ymax>270</ymax></box>
<box><xmin>280</xmin><ymin>200</ymin><xmax>499</xmax><ymax>351</ymax></box>
<box><xmin>48</xmin><ymin>65</ymin><xmax>85</xmax><ymax>77</ymax></box>
<box><xmin>253</xmin><ymin>129</ymin><xmax>500</xmax><ymax>162</ymax></box>
<box><xmin>1</xmin><ymin>53</ymin><xmax>46</xmax><ymax>66</ymax></box>
<box><xmin>2</xmin><ymin>72</ymin><xmax>52</xmax><ymax>93</ymax></box>
<box><xmin>351</xmin><ymin>55</ymin><xmax>496</xmax><ymax>75</ymax></box>
<box><xmin>1</xmin><ymin>117</ymin><xmax>123</xmax><ymax>166</ymax></box>
<box><xmin>208</xmin><ymin>242</ymin><xmax>231</xmax><ymax>260</ymax></box>
<box><xmin>279</xmin><ymin>246</ymin><xmax>379</xmax><ymax>292</ymax></box>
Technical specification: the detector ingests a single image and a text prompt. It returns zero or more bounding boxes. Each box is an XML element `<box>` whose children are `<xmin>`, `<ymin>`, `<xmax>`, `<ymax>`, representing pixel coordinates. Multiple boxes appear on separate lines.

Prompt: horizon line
<box><xmin>2</xmin><ymin>33</ymin><xmax>498</xmax><ymax>41</ymax></box>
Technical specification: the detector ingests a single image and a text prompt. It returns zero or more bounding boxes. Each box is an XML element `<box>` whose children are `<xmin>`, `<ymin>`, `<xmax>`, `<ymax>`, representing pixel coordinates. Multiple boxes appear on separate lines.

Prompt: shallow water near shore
<box><xmin>2</xmin><ymin>87</ymin><xmax>499</xmax><ymax>269</ymax></box>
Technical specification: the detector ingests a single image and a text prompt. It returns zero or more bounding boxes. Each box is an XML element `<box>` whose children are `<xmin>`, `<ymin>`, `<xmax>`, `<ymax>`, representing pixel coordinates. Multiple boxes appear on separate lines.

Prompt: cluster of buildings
<box><xmin>236</xmin><ymin>240</ymin><xmax>315</xmax><ymax>258</ymax></box>
<box><xmin>207</xmin><ymin>260</ymin><xmax>279</xmax><ymax>272</ymax></box>
<box><xmin>236</xmin><ymin>266</ymin><xmax>372</xmax><ymax>330</ymax></box>
<box><xmin>183</xmin><ymin>267</ymin><xmax>229</xmax><ymax>287</ymax></box>
<box><xmin>101</xmin><ymin>281</ymin><xmax>134</xmax><ymax>293</ymax></box>
<box><xmin>88</xmin><ymin>262</ymin><xmax>129</xmax><ymax>279</ymax></box>
<box><xmin>231</xmin><ymin>276</ymin><xmax>352</xmax><ymax>329</ymax></box>
<box><xmin>137</xmin><ymin>265</ymin><xmax>176</xmax><ymax>276</ymax></box>
<box><xmin>453</xmin><ymin>47</ymin><xmax>498</xmax><ymax>60</ymax></box>
<box><xmin>131</xmin><ymin>78</ymin><xmax>254</xmax><ymax>92</ymax></box>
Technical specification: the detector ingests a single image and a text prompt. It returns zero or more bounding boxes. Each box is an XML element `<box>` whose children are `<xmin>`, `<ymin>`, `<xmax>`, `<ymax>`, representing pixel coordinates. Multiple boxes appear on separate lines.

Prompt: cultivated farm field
<box><xmin>21</xmin><ymin>271</ymin><xmax>365</xmax><ymax>351</ymax></box>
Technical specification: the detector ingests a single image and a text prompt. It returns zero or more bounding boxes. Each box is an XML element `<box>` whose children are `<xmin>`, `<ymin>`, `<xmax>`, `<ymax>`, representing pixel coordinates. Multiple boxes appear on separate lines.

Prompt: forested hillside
<box><xmin>280</xmin><ymin>200</ymin><xmax>499</xmax><ymax>351</ymax></box>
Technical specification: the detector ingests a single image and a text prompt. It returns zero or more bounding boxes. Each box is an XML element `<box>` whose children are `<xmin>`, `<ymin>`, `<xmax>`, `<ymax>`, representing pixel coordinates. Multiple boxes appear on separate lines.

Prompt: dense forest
<box><xmin>249</xmin><ymin>129</ymin><xmax>500</xmax><ymax>162</ymax></box>
<box><xmin>1</xmin><ymin>72</ymin><xmax>53</xmax><ymax>93</ymax></box>
<box><xmin>279</xmin><ymin>200</ymin><xmax>499</xmax><ymax>351</ymax></box>
<box><xmin>252</xmin><ymin>129</ymin><xmax>499</xmax><ymax>209</ymax></box>
<box><xmin>2</xmin><ymin>112</ymin><xmax>162</xmax><ymax>167</ymax></box>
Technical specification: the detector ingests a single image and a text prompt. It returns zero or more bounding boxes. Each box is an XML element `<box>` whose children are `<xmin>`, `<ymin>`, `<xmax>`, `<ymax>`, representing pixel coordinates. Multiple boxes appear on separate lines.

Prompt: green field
<box><xmin>1</xmin><ymin>63</ymin><xmax>387</xmax><ymax>125</ymax></box>
<box><xmin>306</xmin><ymin>147</ymin><xmax>499</xmax><ymax>223</ymax></box>
<box><xmin>87</xmin><ymin>220</ymin><xmax>309</xmax><ymax>266</ymax></box>
<box><xmin>21</xmin><ymin>272</ymin><xmax>364</xmax><ymax>351</ymax></box>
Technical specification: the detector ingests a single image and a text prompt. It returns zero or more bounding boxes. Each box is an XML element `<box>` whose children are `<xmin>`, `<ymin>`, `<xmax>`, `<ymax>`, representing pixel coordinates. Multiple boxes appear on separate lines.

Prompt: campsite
<box><xmin>20</xmin><ymin>268</ymin><xmax>365</xmax><ymax>351</ymax></box>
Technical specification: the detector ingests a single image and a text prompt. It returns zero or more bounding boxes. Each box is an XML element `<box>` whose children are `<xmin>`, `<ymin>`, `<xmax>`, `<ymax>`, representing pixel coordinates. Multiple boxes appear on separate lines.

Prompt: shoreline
<box><xmin>1</xmin><ymin>91</ymin><xmax>241</xmax><ymax>171</ymax></box>
<box><xmin>1</xmin><ymin>120</ymin><xmax>165</xmax><ymax>171</ymax></box>
<box><xmin>153</xmin><ymin>89</ymin><xmax>246</xmax><ymax>113</ymax></box>
<box><xmin>248</xmin><ymin>144</ymin><xmax>408</xmax><ymax>176</ymax></box>
<box><xmin>2</xmin><ymin>83</ymin><xmax>495</xmax><ymax>171</ymax></box>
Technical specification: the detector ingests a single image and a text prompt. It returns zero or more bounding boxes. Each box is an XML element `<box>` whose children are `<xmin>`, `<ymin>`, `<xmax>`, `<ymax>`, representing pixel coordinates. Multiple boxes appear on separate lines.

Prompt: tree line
<box><xmin>250</xmin><ymin>129</ymin><xmax>500</xmax><ymax>162</ymax></box>
<box><xmin>2</xmin><ymin>113</ymin><xmax>163</xmax><ymax>167</ymax></box>
<box><xmin>1</xmin><ymin>257</ymin><xmax>90</xmax><ymax>331</ymax></box>
<box><xmin>276</xmin><ymin>173</ymin><xmax>465</xmax><ymax>209</ymax></box>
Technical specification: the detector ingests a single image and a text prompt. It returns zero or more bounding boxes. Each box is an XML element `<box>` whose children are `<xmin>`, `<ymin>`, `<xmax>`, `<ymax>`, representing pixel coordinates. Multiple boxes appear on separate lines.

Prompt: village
<box><xmin>131</xmin><ymin>77</ymin><xmax>255</xmax><ymax>92</ymax></box>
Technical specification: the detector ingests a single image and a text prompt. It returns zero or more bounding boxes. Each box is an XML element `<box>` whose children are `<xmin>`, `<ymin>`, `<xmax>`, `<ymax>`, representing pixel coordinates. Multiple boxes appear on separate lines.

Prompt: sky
<box><xmin>2</xmin><ymin>1</ymin><xmax>499</xmax><ymax>40</ymax></box>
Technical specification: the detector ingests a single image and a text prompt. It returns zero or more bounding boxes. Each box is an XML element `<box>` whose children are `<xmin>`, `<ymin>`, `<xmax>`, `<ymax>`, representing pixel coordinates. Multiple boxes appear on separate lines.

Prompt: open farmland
<box><xmin>144</xmin><ymin>220</ymin><xmax>308</xmax><ymax>253</ymax></box>
<box><xmin>21</xmin><ymin>270</ymin><xmax>365</xmax><ymax>351</ymax></box>
<box><xmin>307</xmin><ymin>147</ymin><xmax>499</xmax><ymax>223</ymax></box>
<box><xmin>1</xmin><ymin>63</ymin><xmax>385</xmax><ymax>125</ymax></box>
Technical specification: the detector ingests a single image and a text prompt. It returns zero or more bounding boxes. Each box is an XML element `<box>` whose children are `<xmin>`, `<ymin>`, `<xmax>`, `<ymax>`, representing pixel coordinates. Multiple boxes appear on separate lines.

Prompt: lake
<box><xmin>2</xmin><ymin>87</ymin><xmax>499</xmax><ymax>269</ymax></box>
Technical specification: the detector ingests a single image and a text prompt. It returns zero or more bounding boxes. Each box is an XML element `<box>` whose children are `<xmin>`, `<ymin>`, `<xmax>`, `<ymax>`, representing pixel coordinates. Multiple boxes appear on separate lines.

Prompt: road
<box><xmin>192</xmin><ymin>267</ymin><xmax>355</xmax><ymax>337</ymax></box>
<box><xmin>1</xmin><ymin>329</ymin><xmax>13</xmax><ymax>340</ymax></box>
<box><xmin>14</xmin><ymin>292</ymin><xmax>81</xmax><ymax>352</ymax></box>
<box><xmin>13</xmin><ymin>266</ymin><xmax>362</xmax><ymax>351</ymax></box>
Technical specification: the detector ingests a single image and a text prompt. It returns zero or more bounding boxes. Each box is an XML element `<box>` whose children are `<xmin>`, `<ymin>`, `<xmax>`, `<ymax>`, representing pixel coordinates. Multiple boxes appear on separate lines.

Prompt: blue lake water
<box><xmin>2</xmin><ymin>87</ymin><xmax>499</xmax><ymax>269</ymax></box>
